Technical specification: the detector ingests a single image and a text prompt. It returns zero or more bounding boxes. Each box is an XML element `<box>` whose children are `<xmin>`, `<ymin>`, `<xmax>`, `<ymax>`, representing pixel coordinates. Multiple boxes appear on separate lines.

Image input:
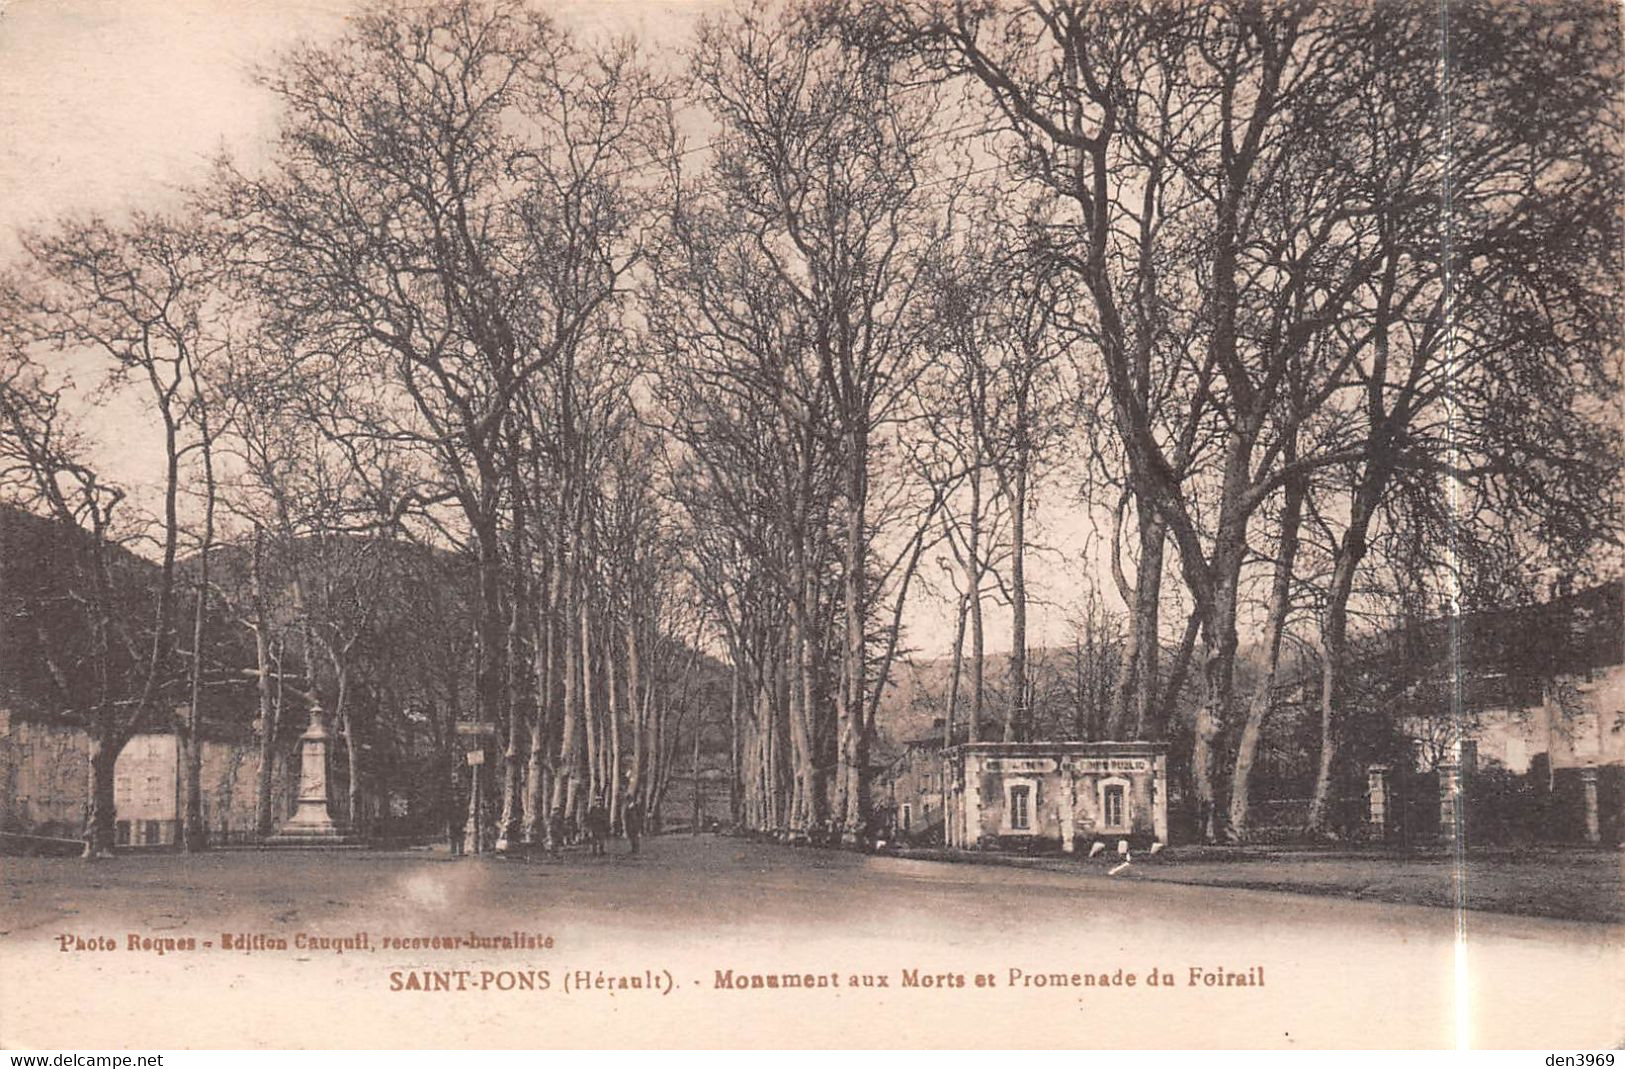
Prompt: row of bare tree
<box><xmin>874</xmin><ymin>0</ymin><xmax>1618</xmax><ymax>840</ymax></box>
<box><xmin>0</xmin><ymin>0</ymin><xmax>1617</xmax><ymax>852</ymax></box>
<box><xmin>1</xmin><ymin>3</ymin><xmax>709</xmax><ymax>856</ymax></box>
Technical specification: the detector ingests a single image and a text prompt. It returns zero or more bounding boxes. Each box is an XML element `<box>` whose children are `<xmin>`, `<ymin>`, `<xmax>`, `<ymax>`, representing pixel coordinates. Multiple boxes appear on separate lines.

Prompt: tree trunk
<box><xmin>1185</xmin><ymin>420</ymin><xmax>1255</xmax><ymax>842</ymax></box>
<box><xmin>1131</xmin><ymin>516</ymin><xmax>1166</xmax><ymax>739</ymax></box>
<box><xmin>523</xmin><ymin>720</ymin><xmax>547</xmax><ymax>845</ymax></box>
<box><xmin>1192</xmin><ymin>523</ymin><xmax>1246</xmax><ymax>842</ymax></box>
<box><xmin>182</xmin><ymin>434</ymin><xmax>215</xmax><ymax>853</ymax></box>
<box><xmin>1005</xmin><ymin>460</ymin><xmax>1028</xmax><ymax>743</ymax></box>
<box><xmin>1306</xmin><ymin>547</ymin><xmax>1361</xmax><ymax>836</ymax></box>
<box><xmin>526</xmin><ymin>546</ymin><xmax>563</xmax><ymax>844</ymax></box>
<box><xmin>474</xmin><ymin>519</ymin><xmax>507</xmax><ymax>739</ymax></box>
<box><xmin>1158</xmin><ymin>610</ymin><xmax>1201</xmax><ymax>721</ymax></box>
<box><xmin>182</xmin><ymin>584</ymin><xmax>206</xmax><ymax>852</ymax></box>
<box><xmin>967</xmin><ymin>472</ymin><xmax>985</xmax><ymax>743</ymax></box>
<box><xmin>945</xmin><ymin>590</ymin><xmax>968</xmax><ymax>747</ymax></box>
<box><xmin>836</xmin><ymin>426</ymin><xmax>869</xmax><ymax>840</ymax></box>
<box><xmin>335</xmin><ymin>671</ymin><xmax>360</xmax><ymax>836</ymax></box>
<box><xmin>607</xmin><ymin>628</ymin><xmax>623</xmax><ymax>832</ymax></box>
<box><xmin>788</xmin><ymin>566</ymin><xmax>822</xmax><ymax>828</ymax></box>
<box><xmin>251</xmin><ymin>529</ymin><xmax>279</xmax><ymax>839</ymax></box>
<box><xmin>580</xmin><ymin>591</ymin><xmax>600</xmax><ymax>807</ymax></box>
<box><xmin>786</xmin><ymin>610</ymin><xmax>809</xmax><ymax>829</ymax></box>
<box><xmin>690</xmin><ymin>719</ymin><xmax>703</xmax><ymax>834</ymax></box>
<box><xmin>498</xmin><ymin>601</ymin><xmax>526</xmax><ymax>849</ymax></box>
<box><xmin>1110</xmin><ymin>541</ymin><xmax>1140</xmax><ymax>741</ymax></box>
<box><xmin>1227</xmin><ymin>471</ymin><xmax>1305</xmax><ymax>841</ymax></box>
<box><xmin>83</xmin><ymin>732</ymin><xmax>119</xmax><ymax>859</ymax></box>
<box><xmin>727</xmin><ymin>654</ymin><xmax>742</xmax><ymax>826</ymax></box>
<box><xmin>1306</xmin><ymin>465</ymin><xmax>1384</xmax><ymax>836</ymax></box>
<box><xmin>552</xmin><ymin>549</ymin><xmax>582</xmax><ymax>822</ymax></box>
<box><xmin>625</xmin><ymin>613</ymin><xmax>644</xmax><ymax>809</ymax></box>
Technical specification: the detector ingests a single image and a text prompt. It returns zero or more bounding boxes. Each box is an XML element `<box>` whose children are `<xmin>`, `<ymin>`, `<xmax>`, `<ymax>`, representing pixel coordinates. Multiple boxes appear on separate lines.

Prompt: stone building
<box><xmin>943</xmin><ymin>741</ymin><xmax>1168</xmax><ymax>851</ymax></box>
<box><xmin>1388</xmin><ymin>580</ymin><xmax>1624</xmax><ymax>844</ymax></box>
<box><xmin>0</xmin><ymin>707</ymin><xmax>292</xmax><ymax>846</ymax></box>
<box><xmin>876</xmin><ymin>733</ymin><xmax>947</xmax><ymax>843</ymax></box>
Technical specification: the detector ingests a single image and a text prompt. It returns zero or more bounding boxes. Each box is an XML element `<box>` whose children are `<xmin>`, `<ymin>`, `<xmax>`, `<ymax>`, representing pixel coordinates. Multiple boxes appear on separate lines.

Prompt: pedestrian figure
<box><xmin>623</xmin><ymin>799</ymin><xmax>644</xmax><ymax>855</ymax></box>
<box><xmin>449</xmin><ymin>811</ymin><xmax>465</xmax><ymax>857</ymax></box>
<box><xmin>586</xmin><ymin>800</ymin><xmax>609</xmax><ymax>857</ymax></box>
<box><xmin>547</xmin><ymin>810</ymin><xmax>564</xmax><ymax>859</ymax></box>
<box><xmin>447</xmin><ymin>756</ymin><xmax>465</xmax><ymax>856</ymax></box>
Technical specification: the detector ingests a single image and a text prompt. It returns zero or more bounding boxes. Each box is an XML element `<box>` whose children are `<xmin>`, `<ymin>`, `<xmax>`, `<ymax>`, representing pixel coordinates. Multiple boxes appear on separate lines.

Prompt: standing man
<box><xmin>623</xmin><ymin>798</ymin><xmax>644</xmax><ymax>855</ymax></box>
<box><xmin>547</xmin><ymin>808</ymin><xmax>564</xmax><ymax>859</ymax></box>
<box><xmin>447</xmin><ymin>753</ymin><xmax>465</xmax><ymax>857</ymax></box>
<box><xmin>586</xmin><ymin>799</ymin><xmax>609</xmax><ymax>857</ymax></box>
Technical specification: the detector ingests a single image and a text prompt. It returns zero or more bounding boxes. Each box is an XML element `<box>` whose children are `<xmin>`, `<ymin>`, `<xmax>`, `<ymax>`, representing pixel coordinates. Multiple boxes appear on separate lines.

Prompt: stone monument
<box><xmin>270</xmin><ymin>703</ymin><xmax>352</xmax><ymax>844</ymax></box>
<box><xmin>1580</xmin><ymin>766</ymin><xmax>1601</xmax><ymax>844</ymax></box>
<box><xmin>1437</xmin><ymin>762</ymin><xmax>1461</xmax><ymax>843</ymax></box>
<box><xmin>1367</xmin><ymin>764</ymin><xmax>1390</xmax><ymax>839</ymax></box>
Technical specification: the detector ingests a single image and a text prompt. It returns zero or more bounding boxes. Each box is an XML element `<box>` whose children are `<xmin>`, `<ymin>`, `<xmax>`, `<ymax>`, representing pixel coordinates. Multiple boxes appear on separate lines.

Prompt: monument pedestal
<box><xmin>1580</xmin><ymin>766</ymin><xmax>1601</xmax><ymax>844</ymax></box>
<box><xmin>270</xmin><ymin>704</ymin><xmax>353</xmax><ymax>845</ymax></box>
<box><xmin>1367</xmin><ymin>764</ymin><xmax>1391</xmax><ymax>840</ymax></box>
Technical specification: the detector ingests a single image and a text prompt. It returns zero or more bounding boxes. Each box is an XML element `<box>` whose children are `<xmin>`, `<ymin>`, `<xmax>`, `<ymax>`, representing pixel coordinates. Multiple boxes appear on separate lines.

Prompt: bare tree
<box><xmin>2</xmin><ymin>213</ymin><xmax>224</xmax><ymax>856</ymax></box>
<box><xmin>877</xmin><ymin>0</ymin><xmax>1618</xmax><ymax>840</ymax></box>
<box><xmin>687</xmin><ymin>0</ymin><xmax>949</xmax><ymax>837</ymax></box>
<box><xmin>216</xmin><ymin>0</ymin><xmax>675</xmax><ymax>847</ymax></box>
<box><xmin>927</xmin><ymin>214</ymin><xmax>1074</xmax><ymax>741</ymax></box>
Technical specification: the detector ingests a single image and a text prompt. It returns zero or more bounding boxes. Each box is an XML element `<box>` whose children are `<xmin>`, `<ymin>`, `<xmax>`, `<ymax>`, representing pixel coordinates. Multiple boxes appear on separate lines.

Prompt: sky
<box><xmin>0</xmin><ymin>0</ymin><xmax>1113</xmax><ymax>662</ymax></box>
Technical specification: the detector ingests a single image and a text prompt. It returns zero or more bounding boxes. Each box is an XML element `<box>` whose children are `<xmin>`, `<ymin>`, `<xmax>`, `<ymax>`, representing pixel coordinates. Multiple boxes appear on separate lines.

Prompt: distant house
<box><xmin>1376</xmin><ymin>581</ymin><xmax>1624</xmax><ymax>844</ymax></box>
<box><xmin>0</xmin><ymin>706</ymin><xmax>293</xmax><ymax>847</ymax></box>
<box><xmin>875</xmin><ymin>730</ymin><xmax>947</xmax><ymax>843</ymax></box>
<box><xmin>878</xmin><ymin>729</ymin><xmax>1170</xmax><ymax>852</ymax></box>
<box><xmin>1392</xmin><ymin>583</ymin><xmax>1621</xmax><ymax>769</ymax></box>
<box><xmin>944</xmin><ymin>741</ymin><xmax>1169</xmax><ymax>852</ymax></box>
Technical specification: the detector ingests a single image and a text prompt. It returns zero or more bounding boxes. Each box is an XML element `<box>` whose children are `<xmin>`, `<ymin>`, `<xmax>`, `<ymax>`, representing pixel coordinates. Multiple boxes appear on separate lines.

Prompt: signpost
<box><xmin>467</xmin><ymin>750</ymin><xmax>484</xmax><ymax>855</ymax></box>
<box><xmin>459</xmin><ymin>723</ymin><xmax>496</xmax><ymax>855</ymax></box>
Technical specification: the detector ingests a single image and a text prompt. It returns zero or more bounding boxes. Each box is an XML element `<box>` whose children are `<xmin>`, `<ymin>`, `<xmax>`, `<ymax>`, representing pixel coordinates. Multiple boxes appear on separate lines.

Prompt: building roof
<box><xmin>943</xmin><ymin>740</ymin><xmax>1168</xmax><ymax>757</ymax></box>
<box><xmin>1363</xmin><ymin>580</ymin><xmax>1622</xmax><ymax>678</ymax></box>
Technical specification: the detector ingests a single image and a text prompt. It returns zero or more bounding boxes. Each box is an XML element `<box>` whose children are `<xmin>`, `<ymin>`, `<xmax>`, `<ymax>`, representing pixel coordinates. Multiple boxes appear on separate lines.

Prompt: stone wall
<box><xmin>0</xmin><ymin>710</ymin><xmax>90</xmax><ymax>836</ymax></box>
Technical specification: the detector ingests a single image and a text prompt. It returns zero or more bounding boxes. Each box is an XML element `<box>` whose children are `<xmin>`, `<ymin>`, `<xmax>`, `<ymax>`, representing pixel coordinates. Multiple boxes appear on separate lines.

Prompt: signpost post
<box><xmin>457</xmin><ymin>722</ymin><xmax>496</xmax><ymax>856</ymax></box>
<box><xmin>467</xmin><ymin>750</ymin><xmax>485</xmax><ymax>855</ymax></box>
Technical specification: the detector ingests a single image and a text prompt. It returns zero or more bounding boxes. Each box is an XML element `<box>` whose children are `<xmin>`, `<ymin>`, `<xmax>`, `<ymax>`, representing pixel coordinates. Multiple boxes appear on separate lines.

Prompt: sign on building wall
<box><xmin>1065</xmin><ymin>757</ymin><xmax>1152</xmax><ymax>773</ymax></box>
<box><xmin>984</xmin><ymin>758</ymin><xmax>1058</xmax><ymax>773</ymax></box>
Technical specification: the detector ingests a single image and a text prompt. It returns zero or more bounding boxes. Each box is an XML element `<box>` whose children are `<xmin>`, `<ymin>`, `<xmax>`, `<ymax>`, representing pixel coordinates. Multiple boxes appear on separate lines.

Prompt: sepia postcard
<box><xmin>1</xmin><ymin>0</ymin><xmax>1620</xmax><ymax>1052</ymax></box>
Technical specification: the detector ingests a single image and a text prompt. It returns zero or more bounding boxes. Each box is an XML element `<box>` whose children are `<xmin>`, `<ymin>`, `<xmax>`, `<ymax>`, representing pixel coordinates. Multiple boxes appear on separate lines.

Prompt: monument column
<box><xmin>1438</xmin><ymin>763</ymin><xmax>1462</xmax><ymax>844</ymax></box>
<box><xmin>1580</xmin><ymin>766</ymin><xmax>1601</xmax><ymax>844</ymax></box>
<box><xmin>1367</xmin><ymin>764</ymin><xmax>1391</xmax><ymax>839</ymax></box>
<box><xmin>271</xmin><ymin>703</ymin><xmax>350</xmax><ymax>844</ymax></box>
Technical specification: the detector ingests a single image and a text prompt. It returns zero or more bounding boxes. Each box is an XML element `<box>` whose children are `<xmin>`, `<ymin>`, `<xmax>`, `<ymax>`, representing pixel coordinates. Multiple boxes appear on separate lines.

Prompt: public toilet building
<box><xmin>943</xmin><ymin>741</ymin><xmax>1168</xmax><ymax>851</ymax></box>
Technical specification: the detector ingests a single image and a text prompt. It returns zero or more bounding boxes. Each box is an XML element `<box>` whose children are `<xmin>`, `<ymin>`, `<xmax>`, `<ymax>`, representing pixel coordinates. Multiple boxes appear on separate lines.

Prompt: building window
<box><xmin>997</xmin><ymin>777</ymin><xmax>1039</xmax><ymax>835</ymax></box>
<box><xmin>115</xmin><ymin>821</ymin><xmax>131</xmax><ymax>846</ymax></box>
<box><xmin>1098</xmin><ymin>777</ymin><xmax>1131</xmax><ymax>832</ymax></box>
<box><xmin>901</xmin><ymin>804</ymin><xmax>912</xmax><ymax>832</ymax></box>
<box><xmin>1010</xmin><ymin>784</ymin><xmax>1032</xmax><ymax>830</ymax></box>
<box><xmin>1103</xmin><ymin>786</ymin><xmax>1124</xmax><ymax>828</ymax></box>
